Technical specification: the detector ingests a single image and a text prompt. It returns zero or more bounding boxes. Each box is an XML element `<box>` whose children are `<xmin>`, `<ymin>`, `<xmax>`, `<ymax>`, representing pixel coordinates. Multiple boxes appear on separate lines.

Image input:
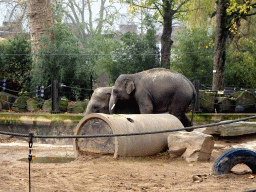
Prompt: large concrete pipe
<box><xmin>73</xmin><ymin>113</ymin><xmax>184</xmax><ymax>158</ymax></box>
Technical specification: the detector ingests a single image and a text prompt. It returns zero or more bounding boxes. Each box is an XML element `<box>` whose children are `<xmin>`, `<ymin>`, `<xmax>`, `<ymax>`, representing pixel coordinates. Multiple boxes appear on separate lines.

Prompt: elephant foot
<box><xmin>182</xmin><ymin>119</ymin><xmax>194</xmax><ymax>132</ymax></box>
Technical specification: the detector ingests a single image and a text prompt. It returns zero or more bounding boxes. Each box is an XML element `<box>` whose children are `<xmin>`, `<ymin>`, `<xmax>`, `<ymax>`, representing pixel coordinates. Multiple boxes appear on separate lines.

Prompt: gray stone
<box><xmin>168</xmin><ymin>131</ymin><xmax>214</xmax><ymax>162</ymax></box>
<box><xmin>11</xmin><ymin>96</ymin><xmax>30</xmax><ymax>112</ymax></box>
<box><xmin>0</xmin><ymin>91</ymin><xmax>17</xmax><ymax>110</ymax></box>
<box><xmin>27</xmin><ymin>98</ymin><xmax>40</xmax><ymax>112</ymax></box>
<box><xmin>202</xmin><ymin>121</ymin><xmax>256</xmax><ymax>137</ymax></box>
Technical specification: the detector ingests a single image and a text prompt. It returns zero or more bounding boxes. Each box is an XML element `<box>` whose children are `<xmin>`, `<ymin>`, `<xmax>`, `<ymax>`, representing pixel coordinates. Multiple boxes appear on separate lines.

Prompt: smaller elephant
<box><xmin>85</xmin><ymin>87</ymin><xmax>112</xmax><ymax>115</ymax></box>
<box><xmin>85</xmin><ymin>87</ymin><xmax>139</xmax><ymax>115</ymax></box>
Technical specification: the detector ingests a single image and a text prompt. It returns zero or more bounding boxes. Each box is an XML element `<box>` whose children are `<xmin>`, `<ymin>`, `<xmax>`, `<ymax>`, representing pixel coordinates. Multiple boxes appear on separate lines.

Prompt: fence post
<box><xmin>51</xmin><ymin>80</ymin><xmax>60</xmax><ymax>114</ymax></box>
<box><xmin>193</xmin><ymin>80</ymin><xmax>200</xmax><ymax>112</ymax></box>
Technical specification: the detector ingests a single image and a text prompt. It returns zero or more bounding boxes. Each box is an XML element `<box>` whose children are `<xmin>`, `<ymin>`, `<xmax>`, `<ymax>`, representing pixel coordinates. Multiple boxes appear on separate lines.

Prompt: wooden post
<box><xmin>51</xmin><ymin>80</ymin><xmax>60</xmax><ymax>113</ymax></box>
<box><xmin>193</xmin><ymin>80</ymin><xmax>200</xmax><ymax>112</ymax></box>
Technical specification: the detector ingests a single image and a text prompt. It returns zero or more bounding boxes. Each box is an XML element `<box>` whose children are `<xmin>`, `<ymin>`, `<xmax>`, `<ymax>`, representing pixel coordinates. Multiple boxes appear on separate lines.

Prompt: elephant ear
<box><xmin>105</xmin><ymin>92</ymin><xmax>111</xmax><ymax>100</ymax></box>
<box><xmin>126</xmin><ymin>80</ymin><xmax>135</xmax><ymax>94</ymax></box>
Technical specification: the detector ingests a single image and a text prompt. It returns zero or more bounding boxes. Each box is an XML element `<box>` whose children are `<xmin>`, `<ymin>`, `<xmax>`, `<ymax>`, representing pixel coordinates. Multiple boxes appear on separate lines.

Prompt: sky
<box><xmin>0</xmin><ymin>1</ymin><xmax>132</xmax><ymax>32</ymax></box>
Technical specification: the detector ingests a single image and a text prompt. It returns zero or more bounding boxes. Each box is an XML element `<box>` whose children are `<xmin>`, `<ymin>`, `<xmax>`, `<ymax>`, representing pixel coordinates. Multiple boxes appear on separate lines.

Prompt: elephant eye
<box><xmin>113</xmin><ymin>89</ymin><xmax>118</xmax><ymax>94</ymax></box>
<box><xmin>92</xmin><ymin>105</ymin><xmax>99</xmax><ymax>110</ymax></box>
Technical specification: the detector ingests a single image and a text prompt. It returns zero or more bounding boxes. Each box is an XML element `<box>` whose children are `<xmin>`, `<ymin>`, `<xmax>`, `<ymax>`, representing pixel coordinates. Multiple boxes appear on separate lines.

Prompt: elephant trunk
<box><xmin>84</xmin><ymin>104</ymin><xmax>91</xmax><ymax>115</ymax></box>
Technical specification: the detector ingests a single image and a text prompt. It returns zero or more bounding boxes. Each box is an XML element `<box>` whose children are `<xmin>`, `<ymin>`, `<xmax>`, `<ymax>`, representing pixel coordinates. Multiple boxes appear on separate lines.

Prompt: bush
<box><xmin>0</xmin><ymin>35</ymin><xmax>32</xmax><ymax>92</ymax></box>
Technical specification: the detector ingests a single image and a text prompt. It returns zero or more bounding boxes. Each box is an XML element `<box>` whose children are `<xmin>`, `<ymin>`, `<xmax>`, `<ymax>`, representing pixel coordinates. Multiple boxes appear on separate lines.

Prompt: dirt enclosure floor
<box><xmin>1</xmin><ymin>134</ymin><xmax>256</xmax><ymax>192</ymax></box>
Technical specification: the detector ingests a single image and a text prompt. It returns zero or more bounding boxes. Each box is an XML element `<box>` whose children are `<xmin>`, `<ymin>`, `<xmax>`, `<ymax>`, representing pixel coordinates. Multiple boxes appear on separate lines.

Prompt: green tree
<box><xmin>31</xmin><ymin>23</ymin><xmax>91</xmax><ymax>100</ymax></box>
<box><xmin>171</xmin><ymin>27</ymin><xmax>214</xmax><ymax>86</ymax></box>
<box><xmin>225</xmin><ymin>36</ymin><xmax>256</xmax><ymax>88</ymax></box>
<box><xmin>105</xmin><ymin>29</ymin><xmax>160</xmax><ymax>83</ymax></box>
<box><xmin>0</xmin><ymin>35</ymin><xmax>32</xmax><ymax>92</ymax></box>
<box><xmin>82</xmin><ymin>33</ymin><xmax>122</xmax><ymax>80</ymax></box>
<box><xmin>180</xmin><ymin>0</ymin><xmax>256</xmax><ymax>90</ymax></box>
<box><xmin>212</xmin><ymin>0</ymin><xmax>256</xmax><ymax>90</ymax></box>
<box><xmin>125</xmin><ymin>0</ymin><xmax>192</xmax><ymax>69</ymax></box>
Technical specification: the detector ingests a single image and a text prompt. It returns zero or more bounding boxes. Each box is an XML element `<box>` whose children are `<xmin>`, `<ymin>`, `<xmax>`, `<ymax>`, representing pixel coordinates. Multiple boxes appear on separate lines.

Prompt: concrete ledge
<box><xmin>0</xmin><ymin>112</ymin><xmax>83</xmax><ymax>145</ymax></box>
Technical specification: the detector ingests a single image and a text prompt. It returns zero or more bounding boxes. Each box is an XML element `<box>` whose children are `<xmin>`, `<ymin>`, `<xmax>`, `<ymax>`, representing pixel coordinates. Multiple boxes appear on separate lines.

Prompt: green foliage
<box><xmin>105</xmin><ymin>31</ymin><xmax>160</xmax><ymax>84</ymax></box>
<box><xmin>59</xmin><ymin>96</ymin><xmax>68</xmax><ymax>112</ymax></box>
<box><xmin>81</xmin><ymin>33</ymin><xmax>122</xmax><ymax>83</ymax></box>
<box><xmin>225</xmin><ymin>37</ymin><xmax>256</xmax><ymax>88</ymax></box>
<box><xmin>104</xmin><ymin>16</ymin><xmax>160</xmax><ymax>84</ymax></box>
<box><xmin>31</xmin><ymin>23</ymin><xmax>91</xmax><ymax>100</ymax></box>
<box><xmin>171</xmin><ymin>27</ymin><xmax>214</xmax><ymax>86</ymax></box>
<box><xmin>0</xmin><ymin>35</ymin><xmax>32</xmax><ymax>91</ymax></box>
<box><xmin>125</xmin><ymin>0</ymin><xmax>193</xmax><ymax>24</ymax></box>
<box><xmin>181</xmin><ymin>1</ymin><xmax>215</xmax><ymax>29</ymax></box>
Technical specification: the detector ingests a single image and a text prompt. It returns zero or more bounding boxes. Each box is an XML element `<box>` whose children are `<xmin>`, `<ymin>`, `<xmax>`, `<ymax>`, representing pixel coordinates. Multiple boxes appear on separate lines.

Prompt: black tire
<box><xmin>212</xmin><ymin>148</ymin><xmax>256</xmax><ymax>175</ymax></box>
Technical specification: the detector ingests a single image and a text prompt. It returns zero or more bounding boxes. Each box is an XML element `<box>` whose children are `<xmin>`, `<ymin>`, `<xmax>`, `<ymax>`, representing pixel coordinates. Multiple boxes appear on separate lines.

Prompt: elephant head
<box><xmin>85</xmin><ymin>87</ymin><xmax>112</xmax><ymax>115</ymax></box>
<box><xmin>85</xmin><ymin>86</ymin><xmax>139</xmax><ymax>115</ymax></box>
<box><xmin>109</xmin><ymin>74</ymin><xmax>136</xmax><ymax>114</ymax></box>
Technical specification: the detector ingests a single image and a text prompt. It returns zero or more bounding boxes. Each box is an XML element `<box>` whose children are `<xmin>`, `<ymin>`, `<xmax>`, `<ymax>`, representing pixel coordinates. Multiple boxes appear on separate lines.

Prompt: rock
<box><xmin>67</xmin><ymin>101</ymin><xmax>87</xmax><ymax>113</ymax></box>
<box><xmin>42</xmin><ymin>97</ymin><xmax>69</xmax><ymax>112</ymax></box>
<box><xmin>203</xmin><ymin>121</ymin><xmax>256</xmax><ymax>137</ymax></box>
<box><xmin>0</xmin><ymin>92</ymin><xmax>17</xmax><ymax>110</ymax></box>
<box><xmin>168</xmin><ymin>131</ymin><xmax>214</xmax><ymax>162</ymax></box>
<box><xmin>230</xmin><ymin>90</ymin><xmax>256</xmax><ymax>112</ymax></box>
<box><xmin>27</xmin><ymin>98</ymin><xmax>40</xmax><ymax>112</ymax></box>
<box><xmin>216</xmin><ymin>97</ymin><xmax>235</xmax><ymax>113</ymax></box>
<box><xmin>42</xmin><ymin>100</ymin><xmax>52</xmax><ymax>112</ymax></box>
<box><xmin>235</xmin><ymin>105</ymin><xmax>245</xmax><ymax>113</ymax></box>
<box><xmin>199</xmin><ymin>91</ymin><xmax>216</xmax><ymax>113</ymax></box>
<box><xmin>213</xmin><ymin>144</ymin><xmax>226</xmax><ymax>149</ymax></box>
<box><xmin>11</xmin><ymin>96</ymin><xmax>30</xmax><ymax>112</ymax></box>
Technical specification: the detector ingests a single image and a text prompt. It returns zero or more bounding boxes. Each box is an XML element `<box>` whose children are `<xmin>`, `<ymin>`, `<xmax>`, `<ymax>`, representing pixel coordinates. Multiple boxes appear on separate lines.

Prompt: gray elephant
<box><xmin>85</xmin><ymin>87</ymin><xmax>139</xmax><ymax>115</ymax></box>
<box><xmin>109</xmin><ymin>68</ymin><xmax>197</xmax><ymax>129</ymax></box>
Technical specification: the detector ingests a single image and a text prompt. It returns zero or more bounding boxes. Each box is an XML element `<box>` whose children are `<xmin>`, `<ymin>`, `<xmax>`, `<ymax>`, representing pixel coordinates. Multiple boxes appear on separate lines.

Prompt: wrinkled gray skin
<box><xmin>85</xmin><ymin>87</ymin><xmax>140</xmax><ymax>115</ymax></box>
<box><xmin>109</xmin><ymin>68</ymin><xmax>196</xmax><ymax>130</ymax></box>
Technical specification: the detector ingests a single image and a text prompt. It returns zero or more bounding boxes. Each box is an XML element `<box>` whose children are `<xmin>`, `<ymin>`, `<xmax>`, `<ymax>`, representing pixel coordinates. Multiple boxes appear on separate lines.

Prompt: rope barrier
<box><xmin>0</xmin><ymin>115</ymin><xmax>255</xmax><ymax>139</ymax></box>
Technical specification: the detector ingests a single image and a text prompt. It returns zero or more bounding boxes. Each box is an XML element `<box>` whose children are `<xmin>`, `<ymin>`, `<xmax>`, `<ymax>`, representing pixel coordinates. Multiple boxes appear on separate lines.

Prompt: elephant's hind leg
<box><xmin>168</xmin><ymin>97</ymin><xmax>194</xmax><ymax>132</ymax></box>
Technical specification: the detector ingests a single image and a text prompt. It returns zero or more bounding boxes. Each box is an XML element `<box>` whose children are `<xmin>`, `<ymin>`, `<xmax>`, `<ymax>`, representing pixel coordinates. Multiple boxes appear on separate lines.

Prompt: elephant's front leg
<box><xmin>137</xmin><ymin>97</ymin><xmax>154</xmax><ymax>114</ymax></box>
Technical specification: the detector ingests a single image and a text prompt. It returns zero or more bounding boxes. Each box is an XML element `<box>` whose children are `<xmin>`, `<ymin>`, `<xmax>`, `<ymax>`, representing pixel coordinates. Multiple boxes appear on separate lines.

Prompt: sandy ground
<box><xmin>0</xmin><ymin>135</ymin><xmax>256</xmax><ymax>192</ymax></box>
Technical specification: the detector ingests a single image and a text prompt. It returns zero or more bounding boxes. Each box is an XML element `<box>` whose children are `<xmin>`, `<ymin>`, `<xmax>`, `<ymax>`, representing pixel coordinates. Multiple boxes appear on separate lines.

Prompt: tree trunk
<box><xmin>212</xmin><ymin>0</ymin><xmax>229</xmax><ymax>91</ymax></box>
<box><xmin>161</xmin><ymin>0</ymin><xmax>174</xmax><ymax>69</ymax></box>
<box><xmin>27</xmin><ymin>0</ymin><xmax>54</xmax><ymax>60</ymax></box>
